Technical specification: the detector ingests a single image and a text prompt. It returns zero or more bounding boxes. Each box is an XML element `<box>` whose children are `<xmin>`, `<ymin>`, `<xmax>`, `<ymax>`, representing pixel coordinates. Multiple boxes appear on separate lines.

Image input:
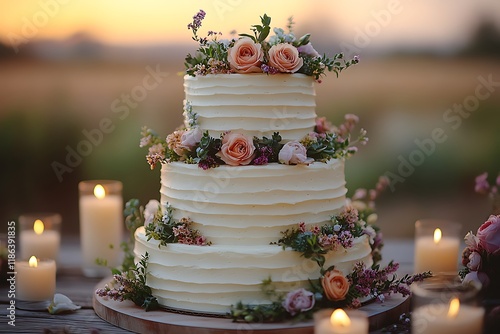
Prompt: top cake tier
<box><xmin>183</xmin><ymin>73</ymin><xmax>317</xmax><ymax>141</ymax></box>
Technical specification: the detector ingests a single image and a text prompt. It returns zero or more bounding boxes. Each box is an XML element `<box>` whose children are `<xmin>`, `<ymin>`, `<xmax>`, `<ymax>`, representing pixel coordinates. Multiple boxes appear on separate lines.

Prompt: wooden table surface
<box><xmin>0</xmin><ymin>237</ymin><xmax>416</xmax><ymax>333</ymax></box>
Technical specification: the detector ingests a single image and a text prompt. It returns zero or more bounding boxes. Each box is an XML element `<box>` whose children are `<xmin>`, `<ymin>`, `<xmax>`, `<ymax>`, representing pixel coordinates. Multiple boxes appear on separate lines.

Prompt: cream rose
<box><xmin>180</xmin><ymin>127</ymin><xmax>202</xmax><ymax>151</ymax></box>
<box><xmin>321</xmin><ymin>269</ymin><xmax>349</xmax><ymax>301</ymax></box>
<box><xmin>278</xmin><ymin>141</ymin><xmax>313</xmax><ymax>165</ymax></box>
<box><xmin>227</xmin><ymin>37</ymin><xmax>263</xmax><ymax>73</ymax></box>
<box><xmin>268</xmin><ymin>43</ymin><xmax>303</xmax><ymax>73</ymax></box>
<box><xmin>216</xmin><ymin>132</ymin><xmax>256</xmax><ymax>166</ymax></box>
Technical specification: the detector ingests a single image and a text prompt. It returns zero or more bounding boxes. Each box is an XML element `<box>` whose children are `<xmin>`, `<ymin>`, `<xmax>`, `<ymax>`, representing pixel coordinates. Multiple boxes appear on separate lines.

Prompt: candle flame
<box><xmin>29</xmin><ymin>256</ymin><xmax>38</xmax><ymax>268</ymax></box>
<box><xmin>33</xmin><ymin>219</ymin><xmax>44</xmax><ymax>235</ymax></box>
<box><xmin>433</xmin><ymin>228</ymin><xmax>442</xmax><ymax>244</ymax></box>
<box><xmin>94</xmin><ymin>184</ymin><xmax>106</xmax><ymax>199</ymax></box>
<box><xmin>447</xmin><ymin>297</ymin><xmax>460</xmax><ymax>318</ymax></box>
<box><xmin>330</xmin><ymin>309</ymin><xmax>351</xmax><ymax>327</ymax></box>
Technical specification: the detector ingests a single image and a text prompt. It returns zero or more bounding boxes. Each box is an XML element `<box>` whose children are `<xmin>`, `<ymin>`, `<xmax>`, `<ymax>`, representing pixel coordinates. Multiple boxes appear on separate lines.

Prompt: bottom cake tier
<box><xmin>134</xmin><ymin>226</ymin><xmax>373</xmax><ymax>314</ymax></box>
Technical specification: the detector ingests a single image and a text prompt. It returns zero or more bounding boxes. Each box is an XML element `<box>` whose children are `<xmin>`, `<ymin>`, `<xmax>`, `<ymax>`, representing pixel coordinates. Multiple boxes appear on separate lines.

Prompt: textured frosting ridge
<box><xmin>184</xmin><ymin>73</ymin><xmax>317</xmax><ymax>141</ymax></box>
<box><xmin>134</xmin><ymin>226</ymin><xmax>373</xmax><ymax>313</ymax></box>
<box><xmin>160</xmin><ymin>160</ymin><xmax>347</xmax><ymax>245</ymax></box>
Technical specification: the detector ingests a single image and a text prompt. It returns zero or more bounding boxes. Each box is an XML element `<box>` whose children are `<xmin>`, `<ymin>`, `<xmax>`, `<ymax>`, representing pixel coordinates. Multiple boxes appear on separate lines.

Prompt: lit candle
<box><xmin>314</xmin><ymin>309</ymin><xmax>369</xmax><ymax>334</ymax></box>
<box><xmin>412</xmin><ymin>298</ymin><xmax>484</xmax><ymax>334</ymax></box>
<box><xmin>20</xmin><ymin>219</ymin><xmax>61</xmax><ymax>260</ymax></box>
<box><xmin>414</xmin><ymin>227</ymin><xmax>460</xmax><ymax>273</ymax></box>
<box><xmin>16</xmin><ymin>256</ymin><xmax>56</xmax><ymax>301</ymax></box>
<box><xmin>79</xmin><ymin>181</ymin><xmax>123</xmax><ymax>277</ymax></box>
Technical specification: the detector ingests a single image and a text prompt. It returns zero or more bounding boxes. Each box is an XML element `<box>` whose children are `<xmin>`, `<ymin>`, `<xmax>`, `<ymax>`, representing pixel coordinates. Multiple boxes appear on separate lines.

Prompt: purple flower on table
<box><xmin>464</xmin><ymin>231</ymin><xmax>480</xmax><ymax>250</ymax></box>
<box><xmin>282</xmin><ymin>288</ymin><xmax>315</xmax><ymax>316</ymax></box>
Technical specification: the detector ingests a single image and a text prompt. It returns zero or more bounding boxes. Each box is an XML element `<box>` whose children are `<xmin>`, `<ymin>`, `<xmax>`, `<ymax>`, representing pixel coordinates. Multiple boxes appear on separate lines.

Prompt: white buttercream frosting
<box><xmin>135</xmin><ymin>226</ymin><xmax>373</xmax><ymax>313</ymax></box>
<box><xmin>184</xmin><ymin>74</ymin><xmax>317</xmax><ymax>141</ymax></box>
<box><xmin>160</xmin><ymin>159</ymin><xmax>347</xmax><ymax>245</ymax></box>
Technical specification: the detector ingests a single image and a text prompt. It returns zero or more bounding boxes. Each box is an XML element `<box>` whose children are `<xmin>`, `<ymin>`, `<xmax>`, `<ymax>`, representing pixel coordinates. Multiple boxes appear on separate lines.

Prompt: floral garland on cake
<box><xmin>230</xmin><ymin>177</ymin><xmax>432</xmax><ymax>323</ymax></box>
<box><xmin>140</xmin><ymin>114</ymin><xmax>367</xmax><ymax>171</ymax></box>
<box><xmin>185</xmin><ymin>10</ymin><xmax>359</xmax><ymax>80</ymax></box>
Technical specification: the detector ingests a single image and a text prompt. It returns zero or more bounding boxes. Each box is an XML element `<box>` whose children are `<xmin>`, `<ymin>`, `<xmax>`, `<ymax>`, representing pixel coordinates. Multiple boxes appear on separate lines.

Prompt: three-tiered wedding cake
<box><xmin>133</xmin><ymin>11</ymin><xmax>372</xmax><ymax>314</ymax></box>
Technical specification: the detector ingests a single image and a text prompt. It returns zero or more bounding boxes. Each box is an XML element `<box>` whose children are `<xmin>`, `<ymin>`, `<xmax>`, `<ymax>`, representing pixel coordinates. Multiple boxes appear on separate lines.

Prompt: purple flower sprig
<box><xmin>187</xmin><ymin>9</ymin><xmax>206</xmax><ymax>43</ymax></box>
<box><xmin>95</xmin><ymin>253</ymin><xmax>159</xmax><ymax>311</ymax></box>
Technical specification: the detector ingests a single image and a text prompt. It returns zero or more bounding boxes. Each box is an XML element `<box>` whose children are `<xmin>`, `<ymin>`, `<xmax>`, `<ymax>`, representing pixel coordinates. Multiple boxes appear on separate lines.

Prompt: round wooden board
<box><xmin>93</xmin><ymin>278</ymin><xmax>410</xmax><ymax>333</ymax></box>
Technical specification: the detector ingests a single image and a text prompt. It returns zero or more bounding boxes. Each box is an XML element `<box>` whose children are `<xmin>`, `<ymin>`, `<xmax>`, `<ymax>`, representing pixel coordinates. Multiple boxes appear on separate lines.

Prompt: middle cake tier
<box><xmin>160</xmin><ymin>159</ymin><xmax>347</xmax><ymax>246</ymax></box>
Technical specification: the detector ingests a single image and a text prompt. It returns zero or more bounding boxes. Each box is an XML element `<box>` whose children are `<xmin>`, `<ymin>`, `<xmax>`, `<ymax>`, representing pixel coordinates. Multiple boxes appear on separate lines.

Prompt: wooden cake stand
<box><xmin>93</xmin><ymin>278</ymin><xmax>409</xmax><ymax>333</ymax></box>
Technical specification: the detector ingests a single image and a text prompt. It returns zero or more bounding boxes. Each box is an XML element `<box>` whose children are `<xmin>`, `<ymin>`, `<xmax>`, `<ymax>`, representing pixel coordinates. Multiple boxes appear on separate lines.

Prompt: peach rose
<box><xmin>227</xmin><ymin>37</ymin><xmax>263</xmax><ymax>73</ymax></box>
<box><xmin>321</xmin><ymin>269</ymin><xmax>349</xmax><ymax>301</ymax></box>
<box><xmin>166</xmin><ymin>130</ymin><xmax>185</xmax><ymax>156</ymax></box>
<box><xmin>268</xmin><ymin>43</ymin><xmax>303</xmax><ymax>73</ymax></box>
<box><xmin>216</xmin><ymin>132</ymin><xmax>255</xmax><ymax>166</ymax></box>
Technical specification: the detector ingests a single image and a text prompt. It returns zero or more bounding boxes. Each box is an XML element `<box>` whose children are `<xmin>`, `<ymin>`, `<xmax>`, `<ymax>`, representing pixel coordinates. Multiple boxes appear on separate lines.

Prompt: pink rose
<box><xmin>282</xmin><ymin>288</ymin><xmax>315</xmax><ymax>316</ymax></box>
<box><xmin>216</xmin><ymin>132</ymin><xmax>255</xmax><ymax>166</ymax></box>
<box><xmin>227</xmin><ymin>37</ymin><xmax>263</xmax><ymax>73</ymax></box>
<box><xmin>268</xmin><ymin>43</ymin><xmax>303</xmax><ymax>73</ymax></box>
<box><xmin>477</xmin><ymin>215</ymin><xmax>500</xmax><ymax>254</ymax></box>
<box><xmin>278</xmin><ymin>141</ymin><xmax>313</xmax><ymax>165</ymax></box>
<box><xmin>180</xmin><ymin>127</ymin><xmax>202</xmax><ymax>151</ymax></box>
<box><xmin>297</xmin><ymin>42</ymin><xmax>320</xmax><ymax>57</ymax></box>
<box><xmin>467</xmin><ymin>251</ymin><xmax>482</xmax><ymax>271</ymax></box>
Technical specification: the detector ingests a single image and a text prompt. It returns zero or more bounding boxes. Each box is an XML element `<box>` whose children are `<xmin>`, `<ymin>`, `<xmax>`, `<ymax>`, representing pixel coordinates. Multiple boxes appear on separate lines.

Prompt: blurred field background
<box><xmin>1</xmin><ymin>0</ymin><xmax>500</xmax><ymax>238</ymax></box>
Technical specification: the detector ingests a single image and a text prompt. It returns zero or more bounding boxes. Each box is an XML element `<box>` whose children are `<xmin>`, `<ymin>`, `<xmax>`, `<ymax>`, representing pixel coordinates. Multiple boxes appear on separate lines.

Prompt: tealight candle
<box><xmin>414</xmin><ymin>219</ymin><xmax>460</xmax><ymax>273</ymax></box>
<box><xmin>412</xmin><ymin>297</ymin><xmax>484</xmax><ymax>334</ymax></box>
<box><xmin>314</xmin><ymin>309</ymin><xmax>369</xmax><ymax>334</ymax></box>
<box><xmin>16</xmin><ymin>256</ymin><xmax>56</xmax><ymax>301</ymax></box>
<box><xmin>19</xmin><ymin>213</ymin><xmax>61</xmax><ymax>261</ymax></box>
<box><xmin>79</xmin><ymin>180</ymin><xmax>123</xmax><ymax>277</ymax></box>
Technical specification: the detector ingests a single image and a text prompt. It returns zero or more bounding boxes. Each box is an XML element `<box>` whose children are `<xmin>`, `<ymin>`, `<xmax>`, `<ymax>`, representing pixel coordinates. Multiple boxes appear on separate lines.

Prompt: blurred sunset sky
<box><xmin>1</xmin><ymin>0</ymin><xmax>500</xmax><ymax>50</ymax></box>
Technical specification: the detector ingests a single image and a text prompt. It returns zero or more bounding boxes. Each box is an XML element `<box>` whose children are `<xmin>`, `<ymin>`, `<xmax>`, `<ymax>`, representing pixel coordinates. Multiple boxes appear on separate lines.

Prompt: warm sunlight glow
<box><xmin>434</xmin><ymin>228</ymin><xmax>442</xmax><ymax>244</ymax></box>
<box><xmin>447</xmin><ymin>297</ymin><xmax>460</xmax><ymax>318</ymax></box>
<box><xmin>94</xmin><ymin>184</ymin><xmax>106</xmax><ymax>199</ymax></box>
<box><xmin>330</xmin><ymin>309</ymin><xmax>351</xmax><ymax>327</ymax></box>
<box><xmin>29</xmin><ymin>256</ymin><xmax>38</xmax><ymax>268</ymax></box>
<box><xmin>33</xmin><ymin>219</ymin><xmax>44</xmax><ymax>235</ymax></box>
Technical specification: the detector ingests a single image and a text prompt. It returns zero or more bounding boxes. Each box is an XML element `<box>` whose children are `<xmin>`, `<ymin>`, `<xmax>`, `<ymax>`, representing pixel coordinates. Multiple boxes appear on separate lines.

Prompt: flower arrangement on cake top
<box><xmin>184</xmin><ymin>10</ymin><xmax>359</xmax><ymax>80</ymax></box>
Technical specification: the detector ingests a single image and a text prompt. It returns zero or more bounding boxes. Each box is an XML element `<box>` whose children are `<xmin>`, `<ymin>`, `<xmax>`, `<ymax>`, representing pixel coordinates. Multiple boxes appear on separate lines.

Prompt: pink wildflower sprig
<box><xmin>475</xmin><ymin>172</ymin><xmax>500</xmax><ymax>214</ymax></box>
<box><xmin>95</xmin><ymin>253</ymin><xmax>159</xmax><ymax>311</ymax></box>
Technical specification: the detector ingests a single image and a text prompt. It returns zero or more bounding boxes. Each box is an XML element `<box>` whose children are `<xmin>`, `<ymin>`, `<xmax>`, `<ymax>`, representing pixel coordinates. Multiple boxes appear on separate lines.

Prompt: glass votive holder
<box><xmin>414</xmin><ymin>219</ymin><xmax>461</xmax><ymax>274</ymax></box>
<box><xmin>314</xmin><ymin>308</ymin><xmax>369</xmax><ymax>334</ymax></box>
<box><xmin>411</xmin><ymin>274</ymin><xmax>484</xmax><ymax>334</ymax></box>
<box><xmin>79</xmin><ymin>180</ymin><xmax>123</xmax><ymax>277</ymax></box>
<box><xmin>19</xmin><ymin>213</ymin><xmax>61</xmax><ymax>261</ymax></box>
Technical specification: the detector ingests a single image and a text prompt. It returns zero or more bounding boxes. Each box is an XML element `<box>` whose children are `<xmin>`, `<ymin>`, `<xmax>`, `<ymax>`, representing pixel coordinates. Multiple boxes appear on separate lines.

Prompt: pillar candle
<box><xmin>315</xmin><ymin>309</ymin><xmax>369</xmax><ymax>334</ymax></box>
<box><xmin>412</xmin><ymin>298</ymin><xmax>484</xmax><ymax>334</ymax></box>
<box><xmin>20</xmin><ymin>219</ymin><xmax>60</xmax><ymax>260</ymax></box>
<box><xmin>79</xmin><ymin>181</ymin><xmax>123</xmax><ymax>277</ymax></box>
<box><xmin>414</xmin><ymin>228</ymin><xmax>460</xmax><ymax>273</ymax></box>
<box><xmin>16</xmin><ymin>256</ymin><xmax>56</xmax><ymax>301</ymax></box>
